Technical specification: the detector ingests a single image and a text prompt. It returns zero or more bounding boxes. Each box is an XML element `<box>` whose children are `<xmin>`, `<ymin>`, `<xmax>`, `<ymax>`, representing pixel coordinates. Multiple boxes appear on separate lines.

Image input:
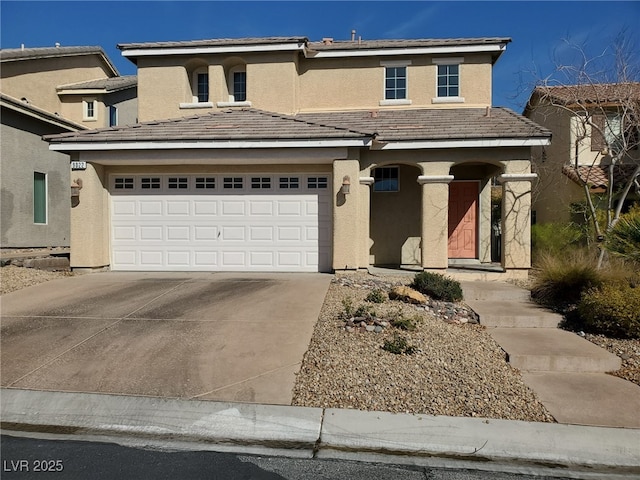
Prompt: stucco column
<box><xmin>332</xmin><ymin>159</ymin><xmax>362</xmax><ymax>270</ymax></box>
<box><xmin>70</xmin><ymin>161</ymin><xmax>110</xmax><ymax>270</ymax></box>
<box><xmin>418</xmin><ymin>175</ymin><xmax>454</xmax><ymax>270</ymax></box>
<box><xmin>498</xmin><ymin>173</ymin><xmax>537</xmax><ymax>270</ymax></box>
<box><xmin>358</xmin><ymin>175</ymin><xmax>374</xmax><ymax>269</ymax></box>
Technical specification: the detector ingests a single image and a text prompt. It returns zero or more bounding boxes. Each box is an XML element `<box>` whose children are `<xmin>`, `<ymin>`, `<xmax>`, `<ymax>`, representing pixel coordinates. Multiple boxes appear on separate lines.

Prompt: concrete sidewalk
<box><xmin>463</xmin><ymin>281</ymin><xmax>640</xmax><ymax>428</ymax></box>
<box><xmin>2</xmin><ymin>389</ymin><xmax>639</xmax><ymax>478</ymax></box>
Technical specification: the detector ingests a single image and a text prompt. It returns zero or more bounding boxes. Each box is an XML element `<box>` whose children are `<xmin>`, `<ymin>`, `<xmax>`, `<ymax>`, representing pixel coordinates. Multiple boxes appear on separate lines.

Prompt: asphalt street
<box><xmin>1</xmin><ymin>433</ymin><xmax>574</xmax><ymax>480</ymax></box>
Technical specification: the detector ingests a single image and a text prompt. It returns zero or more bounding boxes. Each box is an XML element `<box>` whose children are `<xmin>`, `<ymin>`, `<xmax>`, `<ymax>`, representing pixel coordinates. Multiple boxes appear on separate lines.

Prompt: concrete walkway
<box><xmin>463</xmin><ymin>281</ymin><xmax>640</xmax><ymax>428</ymax></box>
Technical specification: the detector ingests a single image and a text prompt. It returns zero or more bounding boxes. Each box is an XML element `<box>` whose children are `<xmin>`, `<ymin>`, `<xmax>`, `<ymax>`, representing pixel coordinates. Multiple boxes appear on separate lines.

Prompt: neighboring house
<box><xmin>45</xmin><ymin>36</ymin><xmax>550</xmax><ymax>278</ymax></box>
<box><xmin>525</xmin><ymin>83</ymin><xmax>640</xmax><ymax>225</ymax></box>
<box><xmin>0</xmin><ymin>45</ymin><xmax>137</xmax><ymax>250</ymax></box>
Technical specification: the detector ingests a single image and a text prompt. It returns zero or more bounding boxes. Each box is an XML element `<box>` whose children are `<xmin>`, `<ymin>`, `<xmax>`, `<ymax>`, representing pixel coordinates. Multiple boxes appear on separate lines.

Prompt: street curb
<box><xmin>2</xmin><ymin>389</ymin><xmax>639</xmax><ymax>476</ymax></box>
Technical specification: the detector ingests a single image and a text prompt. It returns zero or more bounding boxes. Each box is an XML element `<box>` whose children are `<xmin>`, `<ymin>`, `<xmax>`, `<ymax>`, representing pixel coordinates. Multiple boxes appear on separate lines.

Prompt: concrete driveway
<box><xmin>1</xmin><ymin>272</ymin><xmax>331</xmax><ymax>405</ymax></box>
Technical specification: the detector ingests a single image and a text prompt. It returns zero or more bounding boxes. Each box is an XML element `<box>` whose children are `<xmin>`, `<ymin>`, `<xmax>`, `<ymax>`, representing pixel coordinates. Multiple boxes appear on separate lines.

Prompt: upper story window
<box><xmin>109</xmin><ymin>105</ymin><xmax>117</xmax><ymax>127</ymax></box>
<box><xmin>385</xmin><ymin>67</ymin><xmax>406</xmax><ymax>100</ymax></box>
<box><xmin>83</xmin><ymin>98</ymin><xmax>97</xmax><ymax>121</ymax></box>
<box><xmin>591</xmin><ymin>112</ymin><xmax>639</xmax><ymax>155</ymax></box>
<box><xmin>180</xmin><ymin>63</ymin><xmax>213</xmax><ymax>109</ymax></box>
<box><xmin>194</xmin><ymin>69</ymin><xmax>209</xmax><ymax>103</ymax></box>
<box><xmin>437</xmin><ymin>65</ymin><xmax>459</xmax><ymax>97</ymax></box>
<box><xmin>217</xmin><ymin>63</ymin><xmax>251</xmax><ymax>107</ymax></box>
<box><xmin>432</xmin><ymin>57</ymin><xmax>465</xmax><ymax>104</ymax></box>
<box><xmin>232</xmin><ymin>71</ymin><xmax>247</xmax><ymax>102</ymax></box>
<box><xmin>373</xmin><ymin>167</ymin><xmax>399</xmax><ymax>192</ymax></box>
<box><xmin>380</xmin><ymin>60</ymin><xmax>411</xmax><ymax>106</ymax></box>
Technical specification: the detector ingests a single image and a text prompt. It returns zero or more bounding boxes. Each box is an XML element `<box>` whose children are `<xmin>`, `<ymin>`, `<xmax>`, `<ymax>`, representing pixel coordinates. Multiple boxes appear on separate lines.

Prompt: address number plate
<box><xmin>71</xmin><ymin>161</ymin><xmax>87</xmax><ymax>170</ymax></box>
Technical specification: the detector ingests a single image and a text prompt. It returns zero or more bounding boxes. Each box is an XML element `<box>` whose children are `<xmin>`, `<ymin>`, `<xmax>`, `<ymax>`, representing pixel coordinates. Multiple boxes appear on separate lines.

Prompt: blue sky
<box><xmin>1</xmin><ymin>1</ymin><xmax>638</xmax><ymax>111</ymax></box>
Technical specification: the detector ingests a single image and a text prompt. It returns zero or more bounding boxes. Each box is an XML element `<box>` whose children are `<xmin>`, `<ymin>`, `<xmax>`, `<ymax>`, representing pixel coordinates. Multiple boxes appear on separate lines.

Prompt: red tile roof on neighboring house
<box><xmin>529</xmin><ymin>83</ymin><xmax>640</xmax><ymax>107</ymax></box>
<box><xmin>562</xmin><ymin>164</ymin><xmax>640</xmax><ymax>192</ymax></box>
<box><xmin>43</xmin><ymin>107</ymin><xmax>550</xmax><ymax>145</ymax></box>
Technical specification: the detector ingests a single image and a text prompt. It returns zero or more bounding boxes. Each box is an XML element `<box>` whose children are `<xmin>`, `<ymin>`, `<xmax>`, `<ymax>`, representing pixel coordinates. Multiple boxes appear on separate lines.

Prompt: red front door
<box><xmin>448</xmin><ymin>181</ymin><xmax>478</xmax><ymax>259</ymax></box>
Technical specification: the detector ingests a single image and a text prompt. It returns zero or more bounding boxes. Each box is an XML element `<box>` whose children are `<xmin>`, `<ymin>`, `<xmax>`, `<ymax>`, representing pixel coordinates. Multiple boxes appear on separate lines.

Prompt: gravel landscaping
<box><xmin>0</xmin><ymin>265</ymin><xmax>73</xmax><ymax>295</ymax></box>
<box><xmin>292</xmin><ymin>273</ymin><xmax>555</xmax><ymax>422</ymax></box>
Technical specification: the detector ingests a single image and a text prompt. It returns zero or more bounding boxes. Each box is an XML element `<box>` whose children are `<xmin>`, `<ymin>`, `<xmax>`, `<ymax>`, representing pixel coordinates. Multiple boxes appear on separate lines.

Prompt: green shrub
<box><xmin>577</xmin><ymin>281</ymin><xmax>640</xmax><ymax>339</ymax></box>
<box><xmin>411</xmin><ymin>272</ymin><xmax>463</xmax><ymax>302</ymax></box>
<box><xmin>606</xmin><ymin>209</ymin><xmax>640</xmax><ymax>263</ymax></box>
<box><xmin>382</xmin><ymin>333</ymin><xmax>418</xmax><ymax>355</ymax></box>
<box><xmin>530</xmin><ymin>249</ymin><xmax>603</xmax><ymax>307</ymax></box>
<box><xmin>390</xmin><ymin>313</ymin><xmax>419</xmax><ymax>331</ymax></box>
<box><xmin>531</xmin><ymin>222</ymin><xmax>586</xmax><ymax>263</ymax></box>
<box><xmin>365</xmin><ymin>288</ymin><xmax>387</xmax><ymax>304</ymax></box>
<box><xmin>341</xmin><ymin>296</ymin><xmax>354</xmax><ymax>319</ymax></box>
<box><xmin>354</xmin><ymin>303</ymin><xmax>376</xmax><ymax>319</ymax></box>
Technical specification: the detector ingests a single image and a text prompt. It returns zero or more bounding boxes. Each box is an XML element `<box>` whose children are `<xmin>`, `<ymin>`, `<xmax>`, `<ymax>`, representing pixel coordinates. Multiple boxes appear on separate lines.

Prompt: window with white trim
<box><xmin>385</xmin><ymin>66</ymin><xmax>407</xmax><ymax>100</ymax></box>
<box><xmin>279</xmin><ymin>177</ymin><xmax>299</xmax><ymax>189</ymax></box>
<box><xmin>114</xmin><ymin>177</ymin><xmax>134</xmax><ymax>189</ymax></box>
<box><xmin>195</xmin><ymin>177</ymin><xmax>216</xmax><ymax>189</ymax></box>
<box><xmin>141</xmin><ymin>177</ymin><xmax>161</xmax><ymax>189</ymax></box>
<box><xmin>168</xmin><ymin>177</ymin><xmax>189</xmax><ymax>189</ymax></box>
<box><xmin>251</xmin><ymin>177</ymin><xmax>271</xmax><ymax>189</ymax></box>
<box><xmin>33</xmin><ymin>172</ymin><xmax>47</xmax><ymax>224</ymax></box>
<box><xmin>194</xmin><ymin>70</ymin><xmax>209</xmax><ymax>103</ymax></box>
<box><xmin>308</xmin><ymin>177</ymin><xmax>328</xmax><ymax>189</ymax></box>
<box><xmin>83</xmin><ymin>98</ymin><xmax>97</xmax><ymax>120</ymax></box>
<box><xmin>437</xmin><ymin>64</ymin><xmax>459</xmax><ymax>98</ymax></box>
<box><xmin>223</xmin><ymin>177</ymin><xmax>243</xmax><ymax>189</ymax></box>
<box><xmin>373</xmin><ymin>167</ymin><xmax>399</xmax><ymax>192</ymax></box>
<box><xmin>232</xmin><ymin>71</ymin><xmax>246</xmax><ymax>102</ymax></box>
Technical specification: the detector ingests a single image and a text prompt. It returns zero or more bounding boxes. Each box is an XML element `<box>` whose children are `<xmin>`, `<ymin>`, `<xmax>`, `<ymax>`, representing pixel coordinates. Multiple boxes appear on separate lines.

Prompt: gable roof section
<box><xmin>57</xmin><ymin>75</ymin><xmax>137</xmax><ymax>94</ymax></box>
<box><xmin>1</xmin><ymin>93</ymin><xmax>86</xmax><ymax>131</ymax></box>
<box><xmin>0</xmin><ymin>46</ymin><xmax>119</xmax><ymax>77</ymax></box>
<box><xmin>45</xmin><ymin>108</ymin><xmax>368</xmax><ymax>150</ymax></box>
<box><xmin>45</xmin><ymin>107</ymin><xmax>550</xmax><ymax>152</ymax></box>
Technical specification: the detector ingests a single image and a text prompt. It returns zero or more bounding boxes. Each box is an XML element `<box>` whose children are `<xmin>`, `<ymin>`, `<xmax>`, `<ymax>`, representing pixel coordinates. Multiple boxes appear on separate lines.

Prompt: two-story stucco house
<box><xmin>525</xmin><ymin>83</ymin><xmax>640</xmax><ymax>225</ymax></box>
<box><xmin>0</xmin><ymin>45</ymin><xmax>138</xmax><ymax>249</ymax></box>
<box><xmin>45</xmin><ymin>36</ymin><xmax>550</xmax><ymax>278</ymax></box>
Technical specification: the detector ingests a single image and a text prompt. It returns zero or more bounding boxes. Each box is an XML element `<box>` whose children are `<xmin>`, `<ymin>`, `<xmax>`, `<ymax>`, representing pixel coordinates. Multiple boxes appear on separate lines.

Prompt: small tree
<box><xmin>527</xmin><ymin>32</ymin><xmax>640</xmax><ymax>267</ymax></box>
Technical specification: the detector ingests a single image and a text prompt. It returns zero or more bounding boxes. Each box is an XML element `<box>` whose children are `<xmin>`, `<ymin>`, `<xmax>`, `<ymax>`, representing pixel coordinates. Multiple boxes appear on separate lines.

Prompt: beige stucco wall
<box><xmin>1</xmin><ymin>55</ymin><xmax>111</xmax><ymax>116</ymax></box>
<box><xmin>298</xmin><ymin>53</ymin><xmax>492</xmax><ymax>112</ymax></box>
<box><xmin>135</xmin><ymin>51</ymin><xmax>493</xmax><ymax>121</ymax></box>
<box><xmin>136</xmin><ymin>53</ymin><xmax>299</xmax><ymax>121</ymax></box>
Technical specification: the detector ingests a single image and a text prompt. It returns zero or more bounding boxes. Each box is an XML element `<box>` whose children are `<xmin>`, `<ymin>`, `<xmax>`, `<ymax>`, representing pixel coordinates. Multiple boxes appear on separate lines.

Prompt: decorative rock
<box><xmin>374</xmin><ymin>326</ymin><xmax>383</xmax><ymax>333</ymax></box>
<box><xmin>365</xmin><ymin>325</ymin><xmax>376</xmax><ymax>332</ymax></box>
<box><xmin>389</xmin><ymin>286</ymin><xmax>426</xmax><ymax>304</ymax></box>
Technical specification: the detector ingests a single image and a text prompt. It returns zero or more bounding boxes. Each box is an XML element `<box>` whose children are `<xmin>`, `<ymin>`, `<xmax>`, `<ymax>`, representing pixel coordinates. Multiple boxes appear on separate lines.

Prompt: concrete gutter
<box><xmin>2</xmin><ymin>389</ymin><xmax>639</xmax><ymax>477</ymax></box>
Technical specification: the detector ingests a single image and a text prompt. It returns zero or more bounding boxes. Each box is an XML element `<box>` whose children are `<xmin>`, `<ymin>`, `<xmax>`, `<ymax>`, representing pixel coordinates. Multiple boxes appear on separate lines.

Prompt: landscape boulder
<box><xmin>389</xmin><ymin>286</ymin><xmax>427</xmax><ymax>304</ymax></box>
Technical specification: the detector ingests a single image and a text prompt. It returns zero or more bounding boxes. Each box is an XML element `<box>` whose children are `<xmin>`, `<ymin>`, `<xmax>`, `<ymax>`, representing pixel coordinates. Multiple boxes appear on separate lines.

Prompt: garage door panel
<box><xmin>111</xmin><ymin>174</ymin><xmax>331</xmax><ymax>272</ymax></box>
<box><xmin>139</xmin><ymin>201</ymin><xmax>163</xmax><ymax>215</ymax></box>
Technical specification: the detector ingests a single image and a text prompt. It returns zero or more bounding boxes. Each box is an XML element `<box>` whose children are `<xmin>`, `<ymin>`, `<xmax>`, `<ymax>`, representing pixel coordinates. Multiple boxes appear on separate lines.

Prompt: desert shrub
<box><xmin>577</xmin><ymin>281</ymin><xmax>640</xmax><ymax>339</ymax></box>
<box><xmin>531</xmin><ymin>222</ymin><xmax>586</xmax><ymax>264</ymax></box>
<box><xmin>365</xmin><ymin>288</ymin><xmax>387</xmax><ymax>304</ymax></box>
<box><xmin>606</xmin><ymin>209</ymin><xmax>640</xmax><ymax>263</ymax></box>
<box><xmin>354</xmin><ymin>303</ymin><xmax>376</xmax><ymax>319</ymax></box>
<box><xmin>411</xmin><ymin>272</ymin><xmax>463</xmax><ymax>302</ymax></box>
<box><xmin>530</xmin><ymin>249</ymin><xmax>603</xmax><ymax>307</ymax></box>
<box><xmin>341</xmin><ymin>296</ymin><xmax>354</xmax><ymax>319</ymax></box>
<box><xmin>390</xmin><ymin>312</ymin><xmax>419</xmax><ymax>331</ymax></box>
<box><xmin>382</xmin><ymin>333</ymin><xmax>418</xmax><ymax>355</ymax></box>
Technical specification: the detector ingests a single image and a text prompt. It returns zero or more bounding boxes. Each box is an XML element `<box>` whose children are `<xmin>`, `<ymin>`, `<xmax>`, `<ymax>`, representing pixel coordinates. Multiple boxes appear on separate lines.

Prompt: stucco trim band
<box><xmin>417</xmin><ymin>175</ymin><xmax>454</xmax><ymax>184</ymax></box>
<box><xmin>497</xmin><ymin>173</ymin><xmax>538</xmax><ymax>183</ymax></box>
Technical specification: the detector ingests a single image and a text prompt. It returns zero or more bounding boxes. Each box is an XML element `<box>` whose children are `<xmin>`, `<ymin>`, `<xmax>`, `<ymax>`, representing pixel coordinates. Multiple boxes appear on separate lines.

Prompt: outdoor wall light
<box><xmin>340</xmin><ymin>175</ymin><xmax>351</xmax><ymax>194</ymax></box>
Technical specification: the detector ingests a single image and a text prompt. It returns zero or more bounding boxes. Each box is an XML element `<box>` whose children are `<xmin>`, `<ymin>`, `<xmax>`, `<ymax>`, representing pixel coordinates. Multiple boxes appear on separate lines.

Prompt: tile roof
<box><xmin>0</xmin><ymin>45</ymin><xmax>119</xmax><ymax>76</ymax></box>
<box><xmin>532</xmin><ymin>83</ymin><xmax>640</xmax><ymax>105</ymax></box>
<box><xmin>308</xmin><ymin>37</ymin><xmax>511</xmax><ymax>51</ymax></box>
<box><xmin>57</xmin><ymin>76</ymin><xmax>137</xmax><ymax>92</ymax></box>
<box><xmin>1</xmin><ymin>93</ymin><xmax>86</xmax><ymax>131</ymax></box>
<box><xmin>298</xmin><ymin>107</ymin><xmax>550</xmax><ymax>142</ymax></box>
<box><xmin>43</xmin><ymin>108</ymin><xmax>367</xmax><ymax>143</ymax></box>
<box><xmin>562</xmin><ymin>164</ymin><xmax>640</xmax><ymax>191</ymax></box>
<box><xmin>44</xmin><ymin>107</ymin><xmax>550</xmax><ymax>146</ymax></box>
<box><xmin>118</xmin><ymin>37</ymin><xmax>308</xmax><ymax>50</ymax></box>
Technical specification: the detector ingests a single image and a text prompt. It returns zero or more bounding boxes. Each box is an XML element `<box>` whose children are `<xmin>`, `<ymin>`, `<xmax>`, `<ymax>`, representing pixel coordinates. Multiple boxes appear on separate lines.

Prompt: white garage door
<box><xmin>110</xmin><ymin>174</ymin><xmax>331</xmax><ymax>272</ymax></box>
